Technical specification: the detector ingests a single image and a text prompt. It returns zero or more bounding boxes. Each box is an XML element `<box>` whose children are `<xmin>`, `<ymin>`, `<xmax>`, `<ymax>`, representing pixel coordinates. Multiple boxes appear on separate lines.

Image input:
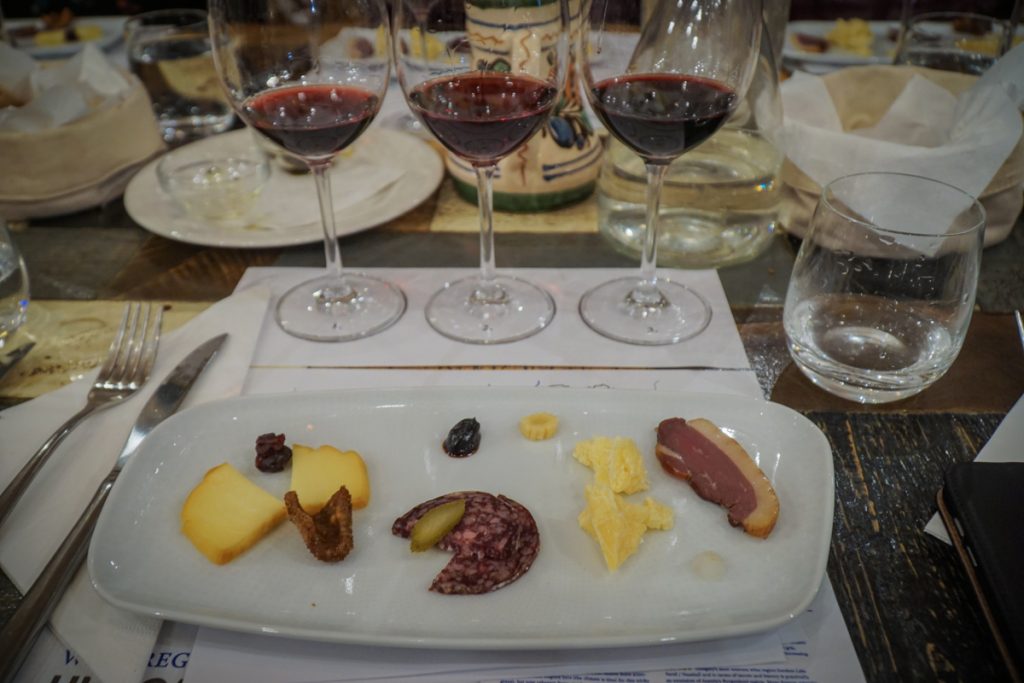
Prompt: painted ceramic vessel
<box><xmin>445</xmin><ymin>0</ymin><xmax>600</xmax><ymax>212</ymax></box>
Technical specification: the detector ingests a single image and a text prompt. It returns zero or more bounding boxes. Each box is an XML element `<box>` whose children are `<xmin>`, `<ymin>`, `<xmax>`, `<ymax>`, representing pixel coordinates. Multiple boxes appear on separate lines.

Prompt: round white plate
<box><xmin>7</xmin><ymin>16</ymin><xmax>125</xmax><ymax>59</ymax></box>
<box><xmin>784</xmin><ymin>20</ymin><xmax>900</xmax><ymax>67</ymax></box>
<box><xmin>124</xmin><ymin>127</ymin><xmax>444</xmax><ymax>248</ymax></box>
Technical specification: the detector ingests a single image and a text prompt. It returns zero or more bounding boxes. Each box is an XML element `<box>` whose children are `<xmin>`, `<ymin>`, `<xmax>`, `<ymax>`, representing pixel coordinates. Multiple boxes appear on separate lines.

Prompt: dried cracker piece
<box><xmin>519</xmin><ymin>412</ymin><xmax>558</xmax><ymax>441</ymax></box>
<box><xmin>284</xmin><ymin>486</ymin><xmax>354</xmax><ymax>563</ymax></box>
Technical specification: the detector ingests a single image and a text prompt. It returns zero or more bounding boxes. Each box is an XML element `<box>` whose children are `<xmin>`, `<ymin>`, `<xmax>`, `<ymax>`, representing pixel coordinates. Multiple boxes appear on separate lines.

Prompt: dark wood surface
<box><xmin>3</xmin><ymin>191</ymin><xmax>1023</xmax><ymax>682</ymax></box>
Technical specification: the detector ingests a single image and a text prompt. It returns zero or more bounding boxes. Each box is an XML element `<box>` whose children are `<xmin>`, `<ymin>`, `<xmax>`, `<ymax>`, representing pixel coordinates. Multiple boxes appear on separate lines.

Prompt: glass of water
<box><xmin>783</xmin><ymin>172</ymin><xmax>984</xmax><ymax>404</ymax></box>
<box><xmin>895</xmin><ymin>11</ymin><xmax>1009</xmax><ymax>75</ymax></box>
<box><xmin>126</xmin><ymin>9</ymin><xmax>235</xmax><ymax>144</ymax></box>
<box><xmin>0</xmin><ymin>220</ymin><xmax>29</xmax><ymax>348</ymax></box>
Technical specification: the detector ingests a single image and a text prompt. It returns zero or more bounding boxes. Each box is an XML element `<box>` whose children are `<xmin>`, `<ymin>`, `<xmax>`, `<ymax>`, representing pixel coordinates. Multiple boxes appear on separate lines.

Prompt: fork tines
<box><xmin>99</xmin><ymin>303</ymin><xmax>164</xmax><ymax>392</ymax></box>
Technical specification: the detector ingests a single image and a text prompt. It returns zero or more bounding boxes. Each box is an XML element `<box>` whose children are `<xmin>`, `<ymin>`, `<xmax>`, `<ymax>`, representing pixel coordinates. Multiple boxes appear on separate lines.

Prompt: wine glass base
<box><xmin>579</xmin><ymin>276</ymin><xmax>711</xmax><ymax>345</ymax></box>
<box><xmin>426</xmin><ymin>275</ymin><xmax>555</xmax><ymax>344</ymax></box>
<box><xmin>275</xmin><ymin>273</ymin><xmax>406</xmax><ymax>342</ymax></box>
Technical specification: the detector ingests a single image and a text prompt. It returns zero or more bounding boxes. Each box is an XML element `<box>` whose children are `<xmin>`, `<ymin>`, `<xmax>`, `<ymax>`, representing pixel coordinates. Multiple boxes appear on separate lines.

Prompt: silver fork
<box><xmin>0</xmin><ymin>302</ymin><xmax>163</xmax><ymax>529</ymax></box>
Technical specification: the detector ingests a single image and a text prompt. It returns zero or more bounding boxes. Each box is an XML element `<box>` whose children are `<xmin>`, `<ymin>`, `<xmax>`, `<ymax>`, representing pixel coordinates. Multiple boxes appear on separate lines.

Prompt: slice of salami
<box><xmin>393</xmin><ymin>491</ymin><xmax>540</xmax><ymax>595</ymax></box>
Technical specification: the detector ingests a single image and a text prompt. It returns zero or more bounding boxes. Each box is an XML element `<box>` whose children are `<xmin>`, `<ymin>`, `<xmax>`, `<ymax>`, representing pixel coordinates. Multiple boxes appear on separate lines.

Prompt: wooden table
<box><xmin>3</xmin><ymin>169</ymin><xmax>1023</xmax><ymax>682</ymax></box>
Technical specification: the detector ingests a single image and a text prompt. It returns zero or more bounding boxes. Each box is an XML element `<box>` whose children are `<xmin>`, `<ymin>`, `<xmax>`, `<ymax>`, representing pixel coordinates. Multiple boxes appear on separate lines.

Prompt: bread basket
<box><xmin>780</xmin><ymin>65</ymin><xmax>1024</xmax><ymax>247</ymax></box>
<box><xmin>0</xmin><ymin>74</ymin><xmax>165</xmax><ymax>220</ymax></box>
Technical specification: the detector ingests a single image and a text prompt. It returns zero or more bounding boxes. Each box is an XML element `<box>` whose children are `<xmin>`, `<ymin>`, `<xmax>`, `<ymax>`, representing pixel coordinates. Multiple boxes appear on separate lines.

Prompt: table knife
<box><xmin>0</xmin><ymin>341</ymin><xmax>34</xmax><ymax>382</ymax></box>
<box><xmin>0</xmin><ymin>333</ymin><xmax>228</xmax><ymax>683</ymax></box>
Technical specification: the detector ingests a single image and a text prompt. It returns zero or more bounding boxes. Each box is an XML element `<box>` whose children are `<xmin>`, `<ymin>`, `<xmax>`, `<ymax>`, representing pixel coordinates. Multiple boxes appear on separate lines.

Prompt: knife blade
<box><xmin>0</xmin><ymin>333</ymin><xmax>229</xmax><ymax>683</ymax></box>
<box><xmin>0</xmin><ymin>341</ymin><xmax>34</xmax><ymax>382</ymax></box>
<box><xmin>117</xmin><ymin>333</ymin><xmax>228</xmax><ymax>462</ymax></box>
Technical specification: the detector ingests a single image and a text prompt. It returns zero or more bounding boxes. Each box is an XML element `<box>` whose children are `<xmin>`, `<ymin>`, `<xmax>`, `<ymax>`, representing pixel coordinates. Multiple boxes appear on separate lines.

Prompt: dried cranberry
<box><xmin>443</xmin><ymin>418</ymin><xmax>481</xmax><ymax>457</ymax></box>
<box><xmin>255</xmin><ymin>432</ymin><xmax>292</xmax><ymax>472</ymax></box>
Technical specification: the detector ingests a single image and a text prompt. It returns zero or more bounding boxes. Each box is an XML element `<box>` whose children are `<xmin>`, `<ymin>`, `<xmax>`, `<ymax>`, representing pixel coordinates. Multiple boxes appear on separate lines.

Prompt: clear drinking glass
<box><xmin>209</xmin><ymin>0</ymin><xmax>405</xmax><ymax>342</ymax></box>
<box><xmin>579</xmin><ymin>0</ymin><xmax>762</xmax><ymax>345</ymax></box>
<box><xmin>895</xmin><ymin>11</ymin><xmax>1009</xmax><ymax>75</ymax></box>
<box><xmin>126</xmin><ymin>9</ymin><xmax>235</xmax><ymax>144</ymax></box>
<box><xmin>0</xmin><ymin>220</ymin><xmax>29</xmax><ymax>348</ymax></box>
<box><xmin>783</xmin><ymin>172</ymin><xmax>985</xmax><ymax>404</ymax></box>
<box><xmin>393</xmin><ymin>0</ymin><xmax>567</xmax><ymax>344</ymax></box>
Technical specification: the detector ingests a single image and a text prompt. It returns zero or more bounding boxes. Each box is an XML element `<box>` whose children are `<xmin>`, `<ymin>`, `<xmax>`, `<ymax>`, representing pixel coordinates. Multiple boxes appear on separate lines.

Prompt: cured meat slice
<box><xmin>392</xmin><ymin>491</ymin><xmax>540</xmax><ymax>594</ymax></box>
<box><xmin>656</xmin><ymin>418</ymin><xmax>779</xmax><ymax>538</ymax></box>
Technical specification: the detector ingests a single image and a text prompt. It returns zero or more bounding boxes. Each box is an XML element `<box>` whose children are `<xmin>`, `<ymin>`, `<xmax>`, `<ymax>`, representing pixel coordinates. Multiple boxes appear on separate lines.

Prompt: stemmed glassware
<box><xmin>393</xmin><ymin>0</ymin><xmax>568</xmax><ymax>344</ymax></box>
<box><xmin>209</xmin><ymin>0</ymin><xmax>405</xmax><ymax>341</ymax></box>
<box><xmin>579</xmin><ymin>0</ymin><xmax>762</xmax><ymax>345</ymax></box>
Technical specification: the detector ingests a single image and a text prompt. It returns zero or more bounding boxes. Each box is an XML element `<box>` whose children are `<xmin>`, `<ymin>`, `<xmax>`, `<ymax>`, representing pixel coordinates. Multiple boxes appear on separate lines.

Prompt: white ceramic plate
<box><xmin>7</xmin><ymin>16</ymin><xmax>125</xmax><ymax>59</ymax></box>
<box><xmin>124</xmin><ymin>127</ymin><xmax>443</xmax><ymax>248</ymax></box>
<box><xmin>784</xmin><ymin>20</ymin><xmax>900</xmax><ymax>66</ymax></box>
<box><xmin>89</xmin><ymin>387</ymin><xmax>833</xmax><ymax>649</ymax></box>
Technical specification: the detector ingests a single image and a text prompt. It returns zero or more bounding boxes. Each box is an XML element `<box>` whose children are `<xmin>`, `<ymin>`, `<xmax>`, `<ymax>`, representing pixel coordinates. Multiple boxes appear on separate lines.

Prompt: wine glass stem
<box><xmin>474</xmin><ymin>164</ymin><xmax>505</xmax><ymax>303</ymax></box>
<box><xmin>636</xmin><ymin>162</ymin><xmax>669</xmax><ymax>302</ymax></box>
<box><xmin>311</xmin><ymin>162</ymin><xmax>354</xmax><ymax>300</ymax></box>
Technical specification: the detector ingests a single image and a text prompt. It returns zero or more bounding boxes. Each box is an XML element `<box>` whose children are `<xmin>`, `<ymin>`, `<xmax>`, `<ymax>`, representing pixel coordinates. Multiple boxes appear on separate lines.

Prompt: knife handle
<box><xmin>0</xmin><ymin>474</ymin><xmax>114</xmax><ymax>683</ymax></box>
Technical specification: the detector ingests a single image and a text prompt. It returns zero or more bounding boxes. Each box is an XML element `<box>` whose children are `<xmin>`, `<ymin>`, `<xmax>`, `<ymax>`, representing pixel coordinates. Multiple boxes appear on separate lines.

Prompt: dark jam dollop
<box><xmin>443</xmin><ymin>418</ymin><xmax>481</xmax><ymax>457</ymax></box>
<box><xmin>255</xmin><ymin>432</ymin><xmax>292</xmax><ymax>472</ymax></box>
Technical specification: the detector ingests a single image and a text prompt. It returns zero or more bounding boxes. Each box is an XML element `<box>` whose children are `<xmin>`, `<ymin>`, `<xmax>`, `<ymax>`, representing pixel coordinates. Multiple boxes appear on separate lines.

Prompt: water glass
<box><xmin>0</xmin><ymin>220</ymin><xmax>29</xmax><ymax>348</ymax></box>
<box><xmin>783</xmin><ymin>172</ymin><xmax>985</xmax><ymax>404</ymax></box>
<box><xmin>895</xmin><ymin>11</ymin><xmax>1009</xmax><ymax>75</ymax></box>
<box><xmin>126</xmin><ymin>9</ymin><xmax>235</xmax><ymax>143</ymax></box>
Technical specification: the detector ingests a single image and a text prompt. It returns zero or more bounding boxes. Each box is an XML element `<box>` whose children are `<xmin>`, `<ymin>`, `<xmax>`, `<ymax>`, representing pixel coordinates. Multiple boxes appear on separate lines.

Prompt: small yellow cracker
<box><xmin>519</xmin><ymin>412</ymin><xmax>559</xmax><ymax>441</ymax></box>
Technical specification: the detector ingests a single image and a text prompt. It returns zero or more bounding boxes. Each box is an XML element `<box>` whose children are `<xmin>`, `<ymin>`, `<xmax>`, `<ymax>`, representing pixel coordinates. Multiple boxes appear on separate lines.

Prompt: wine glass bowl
<box><xmin>393</xmin><ymin>0</ymin><xmax>567</xmax><ymax>344</ymax></box>
<box><xmin>579</xmin><ymin>0</ymin><xmax>761</xmax><ymax>345</ymax></box>
<box><xmin>208</xmin><ymin>0</ymin><xmax>405</xmax><ymax>341</ymax></box>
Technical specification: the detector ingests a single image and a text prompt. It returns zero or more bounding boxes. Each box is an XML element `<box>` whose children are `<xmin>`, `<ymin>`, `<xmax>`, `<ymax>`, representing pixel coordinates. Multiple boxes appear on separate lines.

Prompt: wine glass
<box><xmin>393</xmin><ymin>0</ymin><xmax>568</xmax><ymax>344</ymax></box>
<box><xmin>381</xmin><ymin>0</ymin><xmax>437</xmax><ymax>137</ymax></box>
<box><xmin>209</xmin><ymin>0</ymin><xmax>406</xmax><ymax>341</ymax></box>
<box><xmin>579</xmin><ymin>0</ymin><xmax>762</xmax><ymax>345</ymax></box>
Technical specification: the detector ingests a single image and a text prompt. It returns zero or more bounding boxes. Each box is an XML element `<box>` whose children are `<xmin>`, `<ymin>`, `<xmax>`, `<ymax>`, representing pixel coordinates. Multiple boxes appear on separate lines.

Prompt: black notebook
<box><xmin>938</xmin><ymin>462</ymin><xmax>1024</xmax><ymax>683</ymax></box>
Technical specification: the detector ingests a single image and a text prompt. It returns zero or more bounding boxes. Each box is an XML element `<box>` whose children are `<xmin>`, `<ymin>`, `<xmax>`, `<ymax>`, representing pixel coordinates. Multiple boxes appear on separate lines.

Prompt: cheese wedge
<box><xmin>181</xmin><ymin>463</ymin><xmax>286</xmax><ymax>565</ymax></box>
<box><xmin>290</xmin><ymin>444</ymin><xmax>370</xmax><ymax>513</ymax></box>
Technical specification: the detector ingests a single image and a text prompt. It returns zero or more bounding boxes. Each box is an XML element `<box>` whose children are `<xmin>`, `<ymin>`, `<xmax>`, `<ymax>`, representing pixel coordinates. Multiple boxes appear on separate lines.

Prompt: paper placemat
<box><xmin>238</xmin><ymin>268</ymin><xmax>750</xmax><ymax>371</ymax></box>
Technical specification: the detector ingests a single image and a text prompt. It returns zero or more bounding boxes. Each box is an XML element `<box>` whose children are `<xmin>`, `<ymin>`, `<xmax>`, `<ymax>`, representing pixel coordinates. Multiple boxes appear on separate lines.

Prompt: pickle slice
<box><xmin>410</xmin><ymin>499</ymin><xmax>466</xmax><ymax>552</ymax></box>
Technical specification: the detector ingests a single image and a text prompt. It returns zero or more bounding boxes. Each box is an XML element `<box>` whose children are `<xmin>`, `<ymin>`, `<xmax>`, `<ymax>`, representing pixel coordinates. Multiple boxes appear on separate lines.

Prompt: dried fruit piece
<box><xmin>284</xmin><ymin>486</ymin><xmax>354</xmax><ymax>563</ymax></box>
<box><xmin>443</xmin><ymin>418</ymin><xmax>481</xmax><ymax>457</ymax></box>
<box><xmin>410</xmin><ymin>499</ymin><xmax>466</xmax><ymax>552</ymax></box>
<box><xmin>519</xmin><ymin>412</ymin><xmax>558</xmax><ymax>441</ymax></box>
<box><xmin>255</xmin><ymin>433</ymin><xmax>292</xmax><ymax>473</ymax></box>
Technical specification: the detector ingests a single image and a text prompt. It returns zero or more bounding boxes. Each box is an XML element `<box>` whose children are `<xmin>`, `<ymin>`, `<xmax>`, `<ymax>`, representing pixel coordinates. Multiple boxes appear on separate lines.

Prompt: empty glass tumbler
<box><xmin>0</xmin><ymin>220</ymin><xmax>29</xmax><ymax>348</ymax></box>
<box><xmin>783</xmin><ymin>172</ymin><xmax>985</xmax><ymax>404</ymax></box>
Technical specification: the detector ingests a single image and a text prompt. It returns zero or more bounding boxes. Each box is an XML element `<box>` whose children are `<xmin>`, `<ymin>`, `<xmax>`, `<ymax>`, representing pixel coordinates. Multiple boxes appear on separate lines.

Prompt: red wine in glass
<box><xmin>408</xmin><ymin>72</ymin><xmax>557</xmax><ymax>165</ymax></box>
<box><xmin>209</xmin><ymin>0</ymin><xmax>404</xmax><ymax>342</ymax></box>
<box><xmin>244</xmin><ymin>84</ymin><xmax>379</xmax><ymax>160</ymax></box>
<box><xmin>578</xmin><ymin>0</ymin><xmax>759</xmax><ymax>345</ymax></box>
<box><xmin>590</xmin><ymin>74</ymin><xmax>737</xmax><ymax>163</ymax></box>
<box><xmin>394</xmin><ymin>0</ymin><xmax>566</xmax><ymax>344</ymax></box>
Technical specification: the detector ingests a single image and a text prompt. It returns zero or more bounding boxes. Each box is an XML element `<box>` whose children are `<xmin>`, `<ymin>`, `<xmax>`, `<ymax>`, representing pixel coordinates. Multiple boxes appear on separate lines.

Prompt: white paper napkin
<box><xmin>238</xmin><ymin>268</ymin><xmax>751</xmax><ymax>371</ymax></box>
<box><xmin>0</xmin><ymin>285</ymin><xmax>270</xmax><ymax>683</ymax></box>
<box><xmin>780</xmin><ymin>44</ymin><xmax>1024</xmax><ymax>240</ymax></box>
<box><xmin>0</xmin><ymin>43</ymin><xmax>132</xmax><ymax>132</ymax></box>
<box><xmin>924</xmin><ymin>392</ymin><xmax>1024</xmax><ymax>543</ymax></box>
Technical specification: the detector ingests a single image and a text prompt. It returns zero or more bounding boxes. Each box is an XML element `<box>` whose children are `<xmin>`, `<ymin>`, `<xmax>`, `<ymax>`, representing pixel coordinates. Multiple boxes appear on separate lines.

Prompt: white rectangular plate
<box><xmin>89</xmin><ymin>387</ymin><xmax>833</xmax><ymax>649</ymax></box>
